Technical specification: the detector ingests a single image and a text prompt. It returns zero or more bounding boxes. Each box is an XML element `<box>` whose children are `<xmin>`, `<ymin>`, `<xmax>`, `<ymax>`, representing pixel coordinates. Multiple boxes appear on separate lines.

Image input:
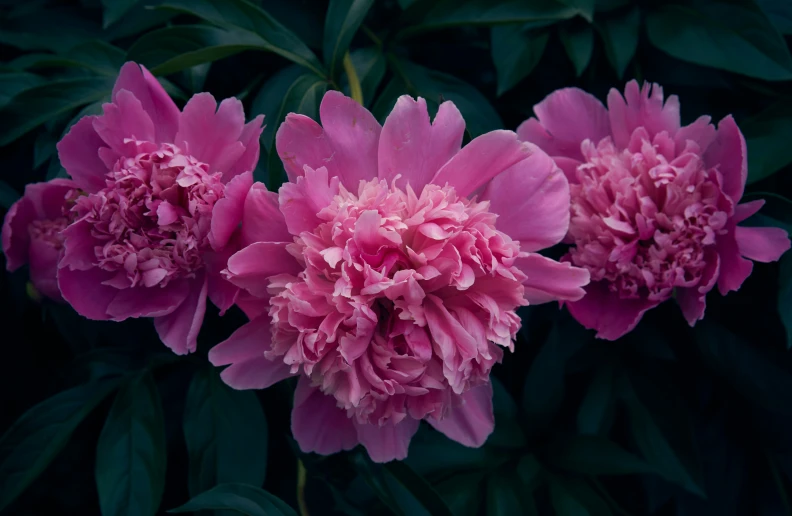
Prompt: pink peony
<box><xmin>55</xmin><ymin>62</ymin><xmax>264</xmax><ymax>354</ymax></box>
<box><xmin>518</xmin><ymin>81</ymin><xmax>791</xmax><ymax>340</ymax></box>
<box><xmin>209</xmin><ymin>91</ymin><xmax>590</xmax><ymax>462</ymax></box>
<box><xmin>3</xmin><ymin>179</ymin><xmax>78</xmax><ymax>301</ymax></box>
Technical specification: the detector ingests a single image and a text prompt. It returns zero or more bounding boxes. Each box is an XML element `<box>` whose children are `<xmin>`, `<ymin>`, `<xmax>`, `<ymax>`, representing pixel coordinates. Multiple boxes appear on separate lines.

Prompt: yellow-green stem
<box><xmin>297</xmin><ymin>459</ymin><xmax>309</xmax><ymax>516</ymax></box>
<box><xmin>343</xmin><ymin>51</ymin><xmax>364</xmax><ymax>105</ymax></box>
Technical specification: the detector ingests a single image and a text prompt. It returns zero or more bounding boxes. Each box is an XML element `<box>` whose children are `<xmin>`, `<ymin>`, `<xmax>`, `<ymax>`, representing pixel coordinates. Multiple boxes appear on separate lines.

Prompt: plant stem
<box><xmin>297</xmin><ymin>459</ymin><xmax>310</xmax><ymax>516</ymax></box>
<box><xmin>343</xmin><ymin>51</ymin><xmax>364</xmax><ymax>105</ymax></box>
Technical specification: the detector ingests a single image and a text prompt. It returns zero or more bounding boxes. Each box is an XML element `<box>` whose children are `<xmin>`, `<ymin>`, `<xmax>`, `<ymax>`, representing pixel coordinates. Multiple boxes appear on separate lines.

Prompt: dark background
<box><xmin>2</xmin><ymin>0</ymin><xmax>792</xmax><ymax>514</ymax></box>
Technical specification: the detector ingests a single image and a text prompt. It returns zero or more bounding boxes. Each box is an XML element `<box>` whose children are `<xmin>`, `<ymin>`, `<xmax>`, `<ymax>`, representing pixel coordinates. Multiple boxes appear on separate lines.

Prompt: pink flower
<box><xmin>209</xmin><ymin>91</ymin><xmax>590</xmax><ymax>462</ymax></box>
<box><xmin>2</xmin><ymin>179</ymin><xmax>77</xmax><ymax>301</ymax></box>
<box><xmin>55</xmin><ymin>62</ymin><xmax>264</xmax><ymax>354</ymax></box>
<box><xmin>518</xmin><ymin>81</ymin><xmax>791</xmax><ymax>340</ymax></box>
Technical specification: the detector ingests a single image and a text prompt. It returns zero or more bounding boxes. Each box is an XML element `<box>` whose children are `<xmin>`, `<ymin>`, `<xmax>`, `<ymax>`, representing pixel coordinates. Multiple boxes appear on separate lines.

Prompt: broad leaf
<box><xmin>0</xmin><ymin>76</ymin><xmax>114</xmax><ymax>146</ymax></box>
<box><xmin>10</xmin><ymin>41</ymin><xmax>126</xmax><ymax>77</ymax></box>
<box><xmin>757</xmin><ymin>0</ymin><xmax>792</xmax><ymax>34</ymax></box>
<box><xmin>96</xmin><ymin>372</ymin><xmax>166</xmax><ymax>516</ymax></box>
<box><xmin>405</xmin><ymin>425</ymin><xmax>508</xmax><ymax>481</ymax></box>
<box><xmin>169</xmin><ymin>483</ymin><xmax>297</xmax><ymax>516</ymax></box>
<box><xmin>183</xmin><ymin>368</ymin><xmax>268</xmax><ymax>496</ymax></box>
<box><xmin>0</xmin><ymin>380</ymin><xmax>119</xmax><ymax>511</ymax></box>
<box><xmin>646</xmin><ymin>0</ymin><xmax>792</xmax><ymax>81</ymax></box>
<box><xmin>491</xmin><ymin>24</ymin><xmax>550</xmax><ymax>96</ymax></box>
<box><xmin>577</xmin><ymin>364</ymin><xmax>614</xmax><ymax>435</ymax></box>
<box><xmin>435</xmin><ymin>472</ymin><xmax>485</xmax><ymax>516</ymax></box>
<box><xmin>743</xmin><ymin>99</ymin><xmax>792</xmax><ymax>184</ymax></box>
<box><xmin>102</xmin><ymin>0</ymin><xmax>139</xmax><ymax>28</ymax></box>
<box><xmin>559</xmin><ymin>22</ymin><xmax>593</xmax><ymax>77</ymax></box>
<box><xmin>559</xmin><ymin>0</ymin><xmax>594</xmax><ymax>21</ymax></box>
<box><xmin>597</xmin><ymin>6</ymin><xmax>639</xmax><ymax>78</ymax></box>
<box><xmin>323</xmin><ymin>0</ymin><xmax>376</xmax><ymax>78</ymax></box>
<box><xmin>779</xmin><ymin>253</ymin><xmax>792</xmax><ymax>350</ymax></box>
<box><xmin>385</xmin><ymin>462</ymin><xmax>453</xmax><ymax>516</ymax></box>
<box><xmin>0</xmin><ymin>72</ymin><xmax>43</xmax><ymax>109</ymax></box>
<box><xmin>549</xmin><ymin>480</ymin><xmax>591</xmax><ymax>516</ymax></box>
<box><xmin>551</xmin><ymin>435</ymin><xmax>655</xmax><ymax>475</ymax></box>
<box><xmin>342</xmin><ymin>47</ymin><xmax>386</xmax><ymax>107</ymax></box>
<box><xmin>0</xmin><ymin>7</ymin><xmax>105</xmax><ymax>52</ymax></box>
<box><xmin>487</xmin><ymin>471</ymin><xmax>534</xmax><ymax>516</ymax></box>
<box><xmin>158</xmin><ymin>0</ymin><xmax>326</xmax><ymax>76</ymax></box>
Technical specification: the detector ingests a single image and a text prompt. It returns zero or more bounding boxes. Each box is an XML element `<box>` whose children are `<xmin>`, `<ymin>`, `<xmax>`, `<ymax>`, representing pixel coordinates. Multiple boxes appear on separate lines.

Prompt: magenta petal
<box><xmin>566</xmin><ymin>280</ymin><xmax>658</xmax><ymax>340</ymax></box>
<box><xmin>734</xmin><ymin>200</ymin><xmax>765</xmax><ymax>223</ymax></box>
<box><xmin>209</xmin><ymin>314</ymin><xmax>271</xmax><ymax>366</ymax></box>
<box><xmin>224</xmin><ymin>115</ymin><xmax>265</xmax><ymax>182</ymax></box>
<box><xmin>319</xmin><ymin>90</ymin><xmax>382</xmax><ymax>188</ymax></box>
<box><xmin>526</xmin><ymin>87</ymin><xmax>611</xmax><ymax>161</ymax></box>
<box><xmin>57</xmin><ymin>267</ymin><xmax>118</xmax><ymax>320</ymax></box>
<box><xmin>209</xmin><ymin>170</ymin><xmax>252</xmax><ymax>251</ymax></box>
<box><xmin>515</xmin><ymin>254</ymin><xmax>590</xmax><ymax>304</ymax></box>
<box><xmin>735</xmin><ymin>225</ymin><xmax>791</xmax><ymax>263</ymax></box>
<box><xmin>279</xmin><ymin>166</ymin><xmax>338</xmax><ymax>236</ymax></box>
<box><xmin>676</xmin><ymin>249</ymin><xmax>719</xmax><ymax>326</ymax></box>
<box><xmin>607</xmin><ymin>81</ymin><xmax>680</xmax><ymax>149</ymax></box>
<box><xmin>292</xmin><ymin>377</ymin><xmax>358</xmax><ymax>455</ymax></box>
<box><xmin>275</xmin><ymin>114</ymin><xmax>336</xmax><ymax>182</ymax></box>
<box><xmin>175</xmin><ymin>94</ymin><xmax>245</xmax><ymax>175</ymax></box>
<box><xmin>354</xmin><ymin>417</ymin><xmax>420</xmax><ymax>463</ymax></box>
<box><xmin>154</xmin><ymin>273</ymin><xmax>208</xmax><ymax>355</ymax></box>
<box><xmin>480</xmin><ymin>146</ymin><xmax>569</xmax><ymax>251</ymax></box>
<box><xmin>27</xmin><ymin>237</ymin><xmax>63</xmax><ymax>301</ymax></box>
<box><xmin>57</xmin><ymin>116</ymin><xmax>109</xmax><ymax>193</ymax></box>
<box><xmin>2</xmin><ymin>196</ymin><xmax>34</xmax><ymax>271</ymax></box>
<box><xmin>219</xmin><ymin>356</ymin><xmax>292</xmax><ymax>390</ymax></box>
<box><xmin>24</xmin><ymin>179</ymin><xmax>76</xmax><ymax>219</ymax></box>
<box><xmin>225</xmin><ymin>242</ymin><xmax>301</xmax><ymax>297</ymax></box>
<box><xmin>93</xmin><ymin>90</ymin><xmax>156</xmax><ymax>155</ymax></box>
<box><xmin>59</xmin><ymin>219</ymin><xmax>98</xmax><ymax>271</ymax></box>
<box><xmin>205</xmin><ymin>245</ymin><xmax>240</xmax><ymax>315</ymax></box>
<box><xmin>113</xmin><ymin>62</ymin><xmax>180</xmax><ymax>143</ymax></box>
<box><xmin>378</xmin><ymin>96</ymin><xmax>464</xmax><ymax>191</ymax></box>
<box><xmin>674</xmin><ymin>115</ymin><xmax>716</xmax><ymax>152</ymax></box>
<box><xmin>703</xmin><ymin>115</ymin><xmax>747</xmax><ymax>205</ymax></box>
<box><xmin>717</xmin><ymin>227</ymin><xmax>754</xmax><ymax>295</ymax></box>
<box><xmin>431</xmin><ymin>130</ymin><xmax>534</xmax><ymax>198</ymax></box>
<box><xmin>235</xmin><ymin>292</ymin><xmax>271</xmax><ymax>320</ymax></box>
<box><xmin>105</xmin><ymin>280</ymin><xmax>189</xmax><ymax>321</ymax></box>
<box><xmin>241</xmin><ymin>183</ymin><xmax>291</xmax><ymax>246</ymax></box>
<box><xmin>428</xmin><ymin>383</ymin><xmax>493</xmax><ymax>447</ymax></box>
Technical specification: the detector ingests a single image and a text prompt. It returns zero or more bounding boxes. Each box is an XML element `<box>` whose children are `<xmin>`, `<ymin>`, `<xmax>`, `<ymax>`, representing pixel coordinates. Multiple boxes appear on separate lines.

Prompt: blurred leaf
<box><xmin>374</xmin><ymin>58</ymin><xmax>502</xmax><ymax>137</ymax></box>
<box><xmin>342</xmin><ymin>47</ymin><xmax>386</xmax><ymax>107</ymax></box>
<box><xmin>435</xmin><ymin>472</ymin><xmax>484</xmax><ymax>516</ymax></box>
<box><xmin>405</xmin><ymin>425</ymin><xmax>508</xmax><ymax>481</ymax></box>
<box><xmin>559</xmin><ymin>23</ymin><xmax>594</xmax><ymax>76</ymax></box>
<box><xmin>398</xmin><ymin>0</ymin><xmax>579</xmax><ymax>37</ymax></box>
<box><xmin>183</xmin><ymin>368</ymin><xmax>268</xmax><ymax>496</ymax></box>
<box><xmin>250</xmin><ymin>70</ymin><xmax>326</xmax><ymax>188</ymax></box>
<box><xmin>10</xmin><ymin>41</ymin><xmax>126</xmax><ymax>77</ymax></box>
<box><xmin>743</xmin><ymin>99</ymin><xmax>792</xmax><ymax>184</ymax></box>
<box><xmin>577</xmin><ymin>364</ymin><xmax>614</xmax><ymax>435</ymax></box>
<box><xmin>259</xmin><ymin>0</ymin><xmax>325</xmax><ymax>49</ymax></box>
<box><xmin>351</xmin><ymin>453</ymin><xmax>404</xmax><ymax>516</ymax></box>
<box><xmin>491</xmin><ymin>24</ymin><xmax>549</xmax><ymax>96</ymax></box>
<box><xmin>104</xmin><ymin>1</ymin><xmax>176</xmax><ymax>40</ymax></box>
<box><xmin>517</xmin><ymin>454</ymin><xmax>543</xmax><ymax>488</ymax></box>
<box><xmin>0</xmin><ymin>7</ymin><xmax>105</xmax><ymax>52</ymax></box>
<box><xmin>549</xmin><ymin>480</ymin><xmax>591</xmax><ymax>516</ymax></box>
<box><xmin>551</xmin><ymin>435</ymin><xmax>655</xmax><ymax>475</ymax></box>
<box><xmin>779</xmin><ymin>253</ymin><xmax>792</xmax><ymax>350</ymax></box>
<box><xmin>184</xmin><ymin>63</ymin><xmax>212</xmax><ymax>94</ymax></box>
<box><xmin>385</xmin><ymin>462</ymin><xmax>453</xmax><ymax>516</ymax></box>
<box><xmin>324</xmin><ymin>0</ymin><xmax>376</xmax><ymax>78</ymax></box>
<box><xmin>96</xmin><ymin>372</ymin><xmax>166</xmax><ymax>516</ymax></box>
<box><xmin>0</xmin><ymin>76</ymin><xmax>114</xmax><ymax>146</ymax></box>
<box><xmin>489</xmin><ymin>378</ymin><xmax>526</xmax><ymax>448</ymax></box>
<box><xmin>558</xmin><ymin>0</ymin><xmax>594</xmax><ymax>22</ymax></box>
<box><xmin>646</xmin><ymin>0</ymin><xmax>792</xmax><ymax>81</ymax></box>
<box><xmin>487</xmin><ymin>471</ymin><xmax>530</xmax><ymax>516</ymax></box>
<box><xmin>0</xmin><ymin>380</ymin><xmax>119</xmax><ymax>512</ymax></box>
<box><xmin>159</xmin><ymin>0</ymin><xmax>326</xmax><ymax>76</ymax></box>
<box><xmin>757</xmin><ymin>0</ymin><xmax>792</xmax><ymax>34</ymax></box>
<box><xmin>597</xmin><ymin>6</ymin><xmax>640</xmax><ymax>78</ymax></box>
<box><xmin>0</xmin><ymin>72</ymin><xmax>43</xmax><ymax>109</ymax></box>
<box><xmin>169</xmin><ymin>483</ymin><xmax>297</xmax><ymax>515</ymax></box>
<box><xmin>33</xmin><ymin>130</ymin><xmax>57</xmax><ymax>169</ymax></box>
<box><xmin>595</xmin><ymin>0</ymin><xmax>629</xmax><ymax>11</ymax></box>
<box><xmin>102</xmin><ymin>0</ymin><xmax>138</xmax><ymax>28</ymax></box>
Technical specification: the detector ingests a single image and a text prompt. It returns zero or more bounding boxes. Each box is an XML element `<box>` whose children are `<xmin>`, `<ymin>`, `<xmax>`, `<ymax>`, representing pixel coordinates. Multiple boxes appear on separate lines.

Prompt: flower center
<box><xmin>72</xmin><ymin>142</ymin><xmax>224</xmax><ymax>289</ymax></box>
<box><xmin>567</xmin><ymin>129</ymin><xmax>728</xmax><ymax>301</ymax></box>
<box><xmin>29</xmin><ymin>217</ymin><xmax>69</xmax><ymax>250</ymax></box>
<box><xmin>268</xmin><ymin>176</ymin><xmax>527</xmax><ymax>425</ymax></box>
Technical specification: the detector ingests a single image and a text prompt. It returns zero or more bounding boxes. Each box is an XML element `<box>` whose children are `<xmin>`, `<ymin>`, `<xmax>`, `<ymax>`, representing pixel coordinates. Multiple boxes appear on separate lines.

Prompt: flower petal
<box><xmin>220</xmin><ymin>356</ymin><xmax>292</xmax><ymax>390</ymax></box>
<box><xmin>378</xmin><ymin>96</ymin><xmax>464</xmax><ymax>191</ymax></box>
<box><xmin>93</xmin><ymin>89</ymin><xmax>156</xmax><ymax>155</ymax></box>
<box><xmin>480</xmin><ymin>145</ymin><xmax>570</xmax><ymax>251</ymax></box>
<box><xmin>209</xmin><ymin>170</ymin><xmax>253</xmax><ymax>251</ymax></box>
<box><xmin>735</xmin><ymin>225</ymin><xmax>790</xmax><ymax>263</ymax></box>
<box><xmin>105</xmin><ymin>280</ymin><xmax>189</xmax><ymax>321</ymax></box>
<box><xmin>717</xmin><ymin>226</ymin><xmax>754</xmax><ymax>295</ymax></box>
<box><xmin>154</xmin><ymin>272</ymin><xmax>208</xmax><ymax>355</ymax></box>
<box><xmin>703</xmin><ymin>115</ymin><xmax>747</xmax><ymax>205</ymax></box>
<box><xmin>224</xmin><ymin>115</ymin><xmax>265</xmax><ymax>182</ymax></box>
<box><xmin>515</xmin><ymin>254</ymin><xmax>590</xmax><ymax>304</ymax></box>
<box><xmin>209</xmin><ymin>314</ymin><xmax>271</xmax><ymax>366</ymax></box>
<box><xmin>57</xmin><ymin>116</ymin><xmax>109</xmax><ymax>193</ymax></box>
<box><xmin>566</xmin><ymin>280</ymin><xmax>659</xmax><ymax>340</ymax></box>
<box><xmin>292</xmin><ymin>377</ymin><xmax>358</xmax><ymax>455</ymax></box>
<box><xmin>278</xmin><ymin>165</ymin><xmax>338</xmax><ymax>236</ymax></box>
<box><xmin>354</xmin><ymin>416</ymin><xmax>420</xmax><ymax>463</ymax></box>
<box><xmin>225</xmin><ymin>242</ymin><xmax>301</xmax><ymax>297</ymax></box>
<box><xmin>175</xmin><ymin>94</ymin><xmax>245</xmax><ymax>175</ymax></box>
<box><xmin>275</xmin><ymin>113</ymin><xmax>336</xmax><ymax>182</ymax></box>
<box><xmin>607</xmin><ymin>80</ymin><xmax>680</xmax><ymax>149</ymax></box>
<box><xmin>2</xmin><ymin>196</ymin><xmax>34</xmax><ymax>271</ymax></box>
<box><xmin>205</xmin><ymin>244</ymin><xmax>240</xmax><ymax>315</ymax></box>
<box><xmin>427</xmin><ymin>382</ymin><xmax>493</xmax><ymax>447</ymax></box>
<box><xmin>59</xmin><ymin>219</ymin><xmax>98</xmax><ymax>271</ymax></box>
<box><xmin>28</xmin><ymin>237</ymin><xmax>63</xmax><ymax>301</ymax></box>
<box><xmin>113</xmin><ymin>62</ymin><xmax>180</xmax><ymax>143</ymax></box>
<box><xmin>676</xmin><ymin>249</ymin><xmax>719</xmax><ymax>326</ymax></box>
<box><xmin>57</xmin><ymin>267</ymin><xmax>118</xmax><ymax>320</ymax></box>
<box><xmin>241</xmin><ymin>183</ymin><xmax>291</xmax><ymax>246</ymax></box>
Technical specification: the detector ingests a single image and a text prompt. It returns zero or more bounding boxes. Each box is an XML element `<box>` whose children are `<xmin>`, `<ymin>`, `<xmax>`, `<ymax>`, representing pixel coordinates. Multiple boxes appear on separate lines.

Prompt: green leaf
<box><xmin>250</xmin><ymin>70</ymin><xmax>327</xmax><ymax>188</ymax></box>
<box><xmin>102</xmin><ymin>0</ymin><xmax>139</xmax><ymax>28</ymax></box>
<box><xmin>489</xmin><ymin>378</ymin><xmax>526</xmax><ymax>448</ymax></box>
<box><xmin>549</xmin><ymin>480</ymin><xmax>590</xmax><ymax>516</ymax></box>
<box><xmin>10</xmin><ymin>41</ymin><xmax>126</xmax><ymax>77</ymax></box>
<box><xmin>183</xmin><ymin>368</ymin><xmax>268</xmax><ymax>496</ymax></box>
<box><xmin>168</xmin><ymin>483</ymin><xmax>297</xmax><ymax>516</ymax></box>
<box><xmin>552</xmin><ymin>477</ymin><xmax>614</xmax><ymax>516</ymax></box>
<box><xmin>96</xmin><ymin>372</ymin><xmax>166</xmax><ymax>516</ymax></box>
<box><xmin>385</xmin><ymin>462</ymin><xmax>453</xmax><ymax>516</ymax></box>
<box><xmin>551</xmin><ymin>435</ymin><xmax>654</xmax><ymax>475</ymax></box>
<box><xmin>516</xmin><ymin>455</ymin><xmax>543</xmax><ymax>488</ymax></box>
<box><xmin>0</xmin><ymin>72</ymin><xmax>43</xmax><ymax>109</ymax></box>
<box><xmin>373</xmin><ymin>58</ymin><xmax>502</xmax><ymax>137</ymax></box>
<box><xmin>0</xmin><ymin>181</ymin><xmax>20</xmax><ymax>210</ymax></box>
<box><xmin>779</xmin><ymin>253</ymin><xmax>792</xmax><ymax>350</ymax></box>
<box><xmin>0</xmin><ymin>7</ymin><xmax>105</xmax><ymax>52</ymax></box>
<box><xmin>577</xmin><ymin>364</ymin><xmax>614</xmax><ymax>435</ymax></box>
<box><xmin>646</xmin><ymin>0</ymin><xmax>792</xmax><ymax>81</ymax></box>
<box><xmin>398</xmin><ymin>0</ymin><xmax>578</xmax><ymax>37</ymax></box>
<box><xmin>559</xmin><ymin>23</ymin><xmax>593</xmax><ymax>77</ymax></box>
<box><xmin>487</xmin><ymin>471</ymin><xmax>532</xmax><ymax>516</ymax></box>
<box><xmin>158</xmin><ymin>0</ymin><xmax>326</xmax><ymax>76</ymax></box>
<box><xmin>405</xmin><ymin>425</ymin><xmax>508</xmax><ymax>481</ymax></box>
<box><xmin>558</xmin><ymin>0</ymin><xmax>595</xmax><ymax>22</ymax></box>
<box><xmin>0</xmin><ymin>380</ymin><xmax>119</xmax><ymax>512</ymax></box>
<box><xmin>34</xmin><ymin>130</ymin><xmax>57</xmax><ymax>169</ymax></box>
<box><xmin>104</xmin><ymin>1</ymin><xmax>176</xmax><ymax>41</ymax></box>
<box><xmin>435</xmin><ymin>472</ymin><xmax>484</xmax><ymax>516</ymax></box>
<box><xmin>342</xmin><ymin>47</ymin><xmax>386</xmax><ymax>107</ymax></box>
<box><xmin>0</xmin><ymin>76</ymin><xmax>114</xmax><ymax>146</ymax></box>
<box><xmin>491</xmin><ymin>24</ymin><xmax>550</xmax><ymax>95</ymax></box>
<box><xmin>743</xmin><ymin>99</ymin><xmax>792</xmax><ymax>184</ymax></box>
<box><xmin>324</xmin><ymin>0</ymin><xmax>376</xmax><ymax>78</ymax></box>
<box><xmin>597</xmin><ymin>6</ymin><xmax>640</xmax><ymax>78</ymax></box>
<box><xmin>757</xmin><ymin>0</ymin><xmax>792</xmax><ymax>34</ymax></box>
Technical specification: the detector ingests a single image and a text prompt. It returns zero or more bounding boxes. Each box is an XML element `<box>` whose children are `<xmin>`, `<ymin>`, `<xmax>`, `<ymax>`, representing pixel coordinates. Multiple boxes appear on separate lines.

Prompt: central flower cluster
<box><xmin>567</xmin><ymin>127</ymin><xmax>727</xmax><ymax>301</ymax></box>
<box><xmin>71</xmin><ymin>142</ymin><xmax>224</xmax><ymax>289</ymax></box>
<box><xmin>267</xmin><ymin>176</ymin><xmax>527</xmax><ymax>426</ymax></box>
<box><xmin>29</xmin><ymin>217</ymin><xmax>69</xmax><ymax>250</ymax></box>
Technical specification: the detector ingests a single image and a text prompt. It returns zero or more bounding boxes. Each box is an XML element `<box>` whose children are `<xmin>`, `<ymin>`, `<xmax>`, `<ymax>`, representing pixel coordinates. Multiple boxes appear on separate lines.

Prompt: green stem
<box><xmin>297</xmin><ymin>459</ymin><xmax>310</xmax><ymax>516</ymax></box>
<box><xmin>343</xmin><ymin>51</ymin><xmax>364</xmax><ymax>105</ymax></box>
